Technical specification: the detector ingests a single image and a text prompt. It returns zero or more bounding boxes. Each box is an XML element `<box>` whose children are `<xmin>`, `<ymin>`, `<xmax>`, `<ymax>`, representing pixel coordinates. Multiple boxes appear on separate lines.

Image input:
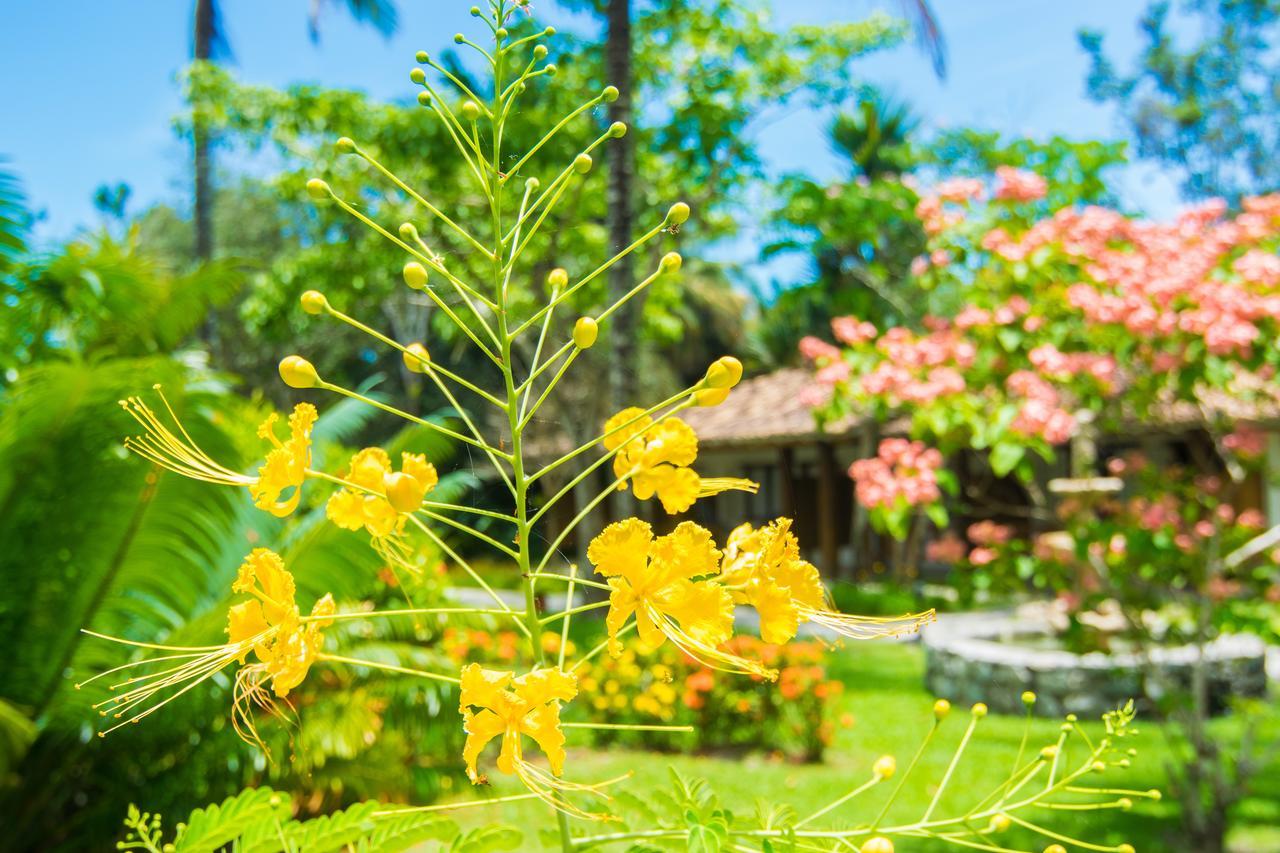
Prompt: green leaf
<box><xmin>687</xmin><ymin>825</ymin><xmax>723</xmax><ymax>853</ymax></box>
<box><xmin>450</xmin><ymin>825</ymin><xmax>523</xmax><ymax>853</ymax></box>
<box><xmin>925</xmin><ymin>502</ymin><xmax>949</xmax><ymax>529</ymax></box>
<box><xmin>989</xmin><ymin>442</ymin><xmax>1025</xmax><ymax>477</ymax></box>
<box><xmin>286</xmin><ymin>800</ymin><xmax>378</xmax><ymax>852</ymax></box>
<box><xmin>174</xmin><ymin>787</ymin><xmax>291</xmax><ymax>852</ymax></box>
<box><xmin>353</xmin><ymin>811</ymin><xmax>457</xmax><ymax>853</ymax></box>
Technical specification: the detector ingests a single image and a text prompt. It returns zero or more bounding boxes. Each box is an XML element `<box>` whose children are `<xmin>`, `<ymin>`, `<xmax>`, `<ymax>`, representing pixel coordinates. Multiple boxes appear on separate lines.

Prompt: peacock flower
<box><xmin>326</xmin><ymin>448</ymin><xmax>439</xmax><ymax>537</ymax></box>
<box><xmin>121</xmin><ymin>387</ymin><xmax>317</xmax><ymax>517</ymax></box>
<box><xmin>459</xmin><ymin>664</ymin><xmax>607</xmax><ymax>817</ymax></box>
<box><xmin>81</xmin><ymin>548</ymin><xmax>334</xmax><ymax>748</ymax></box>
<box><xmin>587</xmin><ymin>518</ymin><xmax>776</xmax><ymax>679</ymax></box>
<box><xmin>721</xmin><ymin>518</ymin><xmax>936</xmax><ymax>643</ymax></box>
<box><xmin>602</xmin><ymin>408</ymin><xmax>757</xmax><ymax>514</ymax></box>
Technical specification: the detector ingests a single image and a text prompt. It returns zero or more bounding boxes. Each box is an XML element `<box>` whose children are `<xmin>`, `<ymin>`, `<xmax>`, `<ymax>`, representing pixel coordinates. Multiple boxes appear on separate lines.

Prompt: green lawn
<box><xmin>436</xmin><ymin>642</ymin><xmax>1279</xmax><ymax>852</ymax></box>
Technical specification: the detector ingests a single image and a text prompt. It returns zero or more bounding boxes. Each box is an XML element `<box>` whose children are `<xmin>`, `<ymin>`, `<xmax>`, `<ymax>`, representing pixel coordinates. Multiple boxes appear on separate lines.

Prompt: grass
<box><xmin>432</xmin><ymin>641</ymin><xmax>1280</xmax><ymax>852</ymax></box>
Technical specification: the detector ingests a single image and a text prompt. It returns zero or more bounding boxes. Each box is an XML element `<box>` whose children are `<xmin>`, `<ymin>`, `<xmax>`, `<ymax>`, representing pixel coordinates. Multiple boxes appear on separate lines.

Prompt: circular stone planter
<box><xmin>923</xmin><ymin>613</ymin><xmax>1268</xmax><ymax>718</ymax></box>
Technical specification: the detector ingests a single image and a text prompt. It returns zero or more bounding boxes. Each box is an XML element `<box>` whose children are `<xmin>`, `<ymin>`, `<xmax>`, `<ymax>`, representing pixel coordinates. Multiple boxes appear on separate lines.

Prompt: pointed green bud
<box><xmin>608</xmin><ymin>121</ymin><xmax>627</xmax><ymax>138</ymax></box>
<box><xmin>335</xmin><ymin>137</ymin><xmax>356</xmax><ymax>154</ymax></box>
<box><xmin>602</xmin><ymin>85</ymin><xmax>619</xmax><ymax>102</ymax></box>
<box><xmin>403</xmin><ymin>262</ymin><xmax>429</xmax><ymax>290</ymax></box>
<box><xmin>300</xmin><ymin>290</ymin><xmax>328</xmax><ymax>315</ymax></box>
<box><xmin>460</xmin><ymin>100</ymin><xmax>481</xmax><ymax>121</ymax></box>
<box><xmin>305</xmin><ymin>178</ymin><xmax>331</xmax><ymax>201</ymax></box>
<box><xmin>398</xmin><ymin>222</ymin><xmax>419</xmax><ymax>242</ymax></box>
<box><xmin>660</xmin><ymin>252</ymin><xmax>682</xmax><ymax>272</ymax></box>
<box><xmin>548</xmin><ymin>268</ymin><xmax>569</xmax><ymax>289</ymax></box>
<box><xmin>468</xmin><ymin>7</ymin><xmax>480</xmax><ymax>16</ymax></box>
<box><xmin>573</xmin><ymin>153</ymin><xmax>593</xmax><ymax>174</ymax></box>
<box><xmin>410</xmin><ymin>67</ymin><xmax>426</xmax><ymax>84</ymax></box>
<box><xmin>534</xmin><ymin>45</ymin><xmax>548</xmax><ymax>60</ymax></box>
<box><xmin>279</xmin><ymin>355</ymin><xmax>320</xmax><ymax>389</ymax></box>
<box><xmin>573</xmin><ymin>317</ymin><xmax>598</xmax><ymax>349</ymax></box>
<box><xmin>403</xmin><ymin>342</ymin><xmax>430</xmax><ymax>373</ymax></box>
<box><xmin>667</xmin><ymin>202</ymin><xmax>690</xmax><ymax>225</ymax></box>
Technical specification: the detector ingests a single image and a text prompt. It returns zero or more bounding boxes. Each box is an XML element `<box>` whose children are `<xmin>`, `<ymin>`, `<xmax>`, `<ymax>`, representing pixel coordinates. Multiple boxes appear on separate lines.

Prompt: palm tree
<box><xmin>190</xmin><ymin>0</ymin><xmax>399</xmax><ymax>266</ymax></box>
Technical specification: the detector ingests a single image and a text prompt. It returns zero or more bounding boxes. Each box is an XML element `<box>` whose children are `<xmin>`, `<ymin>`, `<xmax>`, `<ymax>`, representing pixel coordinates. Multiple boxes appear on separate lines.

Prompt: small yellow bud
<box><xmin>1116</xmin><ymin>846</ymin><xmax>1135</xmax><ymax>853</ymax></box>
<box><xmin>384</xmin><ymin>471</ymin><xmax>426</xmax><ymax>513</ymax></box>
<box><xmin>548</xmin><ymin>267</ymin><xmax>569</xmax><ymax>289</ymax></box>
<box><xmin>453</xmin><ymin>33</ymin><xmax>465</xmax><ymax>44</ymax></box>
<box><xmin>544</xmin><ymin>26</ymin><xmax>556</xmax><ymax>36</ymax></box>
<box><xmin>305</xmin><ymin>178</ymin><xmax>331</xmax><ymax>201</ymax></box>
<box><xmin>1066</xmin><ymin>713</ymin><xmax>1078</xmax><ymax>722</ymax></box>
<box><xmin>572</xmin><ymin>317</ymin><xmax>598</xmax><ymax>349</ymax></box>
<box><xmin>1148</xmin><ymin>789</ymin><xmax>1161</xmax><ymax>801</ymax></box>
<box><xmin>335</xmin><ymin>137</ymin><xmax>356</xmax><ymax>154</ymax></box>
<box><xmin>1044</xmin><ymin>846</ymin><xmax>1067</xmax><ymax>853</ymax></box>
<box><xmin>872</xmin><ymin>755</ymin><xmax>896</xmax><ymax>779</ymax></box>
<box><xmin>608</xmin><ymin>121</ymin><xmax>628</xmax><ymax>138</ymax></box>
<box><xmin>933</xmin><ymin>698</ymin><xmax>951</xmax><ymax>720</ymax></box>
<box><xmin>403</xmin><ymin>342</ymin><xmax>430</xmax><ymax>373</ymax></box>
<box><xmin>409</xmin><ymin>67</ymin><xmax>426</xmax><ymax>84</ymax></box>
<box><xmin>861</xmin><ymin>838</ymin><xmax>894</xmax><ymax>853</ymax></box>
<box><xmin>990</xmin><ymin>814</ymin><xmax>1011</xmax><ymax>832</ymax></box>
<box><xmin>704</xmin><ymin>356</ymin><xmax>743</xmax><ymax>389</ymax></box>
<box><xmin>573</xmin><ymin>153</ymin><xmax>593</xmax><ymax>174</ymax></box>
<box><xmin>1021</xmin><ymin>691</ymin><xmax>1037</xmax><ymax>706</ymax></box>
<box><xmin>416</xmin><ymin>91</ymin><xmax>432</xmax><ymax>107</ymax></box>
<box><xmin>1091</xmin><ymin>761</ymin><xmax>1106</xmax><ymax>773</ymax></box>
<box><xmin>971</xmin><ymin>702</ymin><xmax>988</xmax><ymax>718</ymax></box>
<box><xmin>415</xmin><ymin>49</ymin><xmax>429</xmax><ymax>62</ymax></box>
<box><xmin>544</xmin><ymin>63</ymin><xmax>557</xmax><ymax>77</ymax></box>
<box><xmin>533</xmin><ymin>44</ymin><xmax>548</xmax><ymax>60</ymax></box>
<box><xmin>300</xmin><ymin>290</ymin><xmax>328</xmax><ymax>315</ymax></box>
<box><xmin>279</xmin><ymin>355</ymin><xmax>320</xmax><ymax>389</ymax></box>
<box><xmin>667</xmin><ymin>202</ymin><xmax>690</xmax><ymax>225</ymax></box>
<box><xmin>660</xmin><ymin>252</ymin><xmax>682</xmax><ymax>272</ymax></box>
<box><xmin>398</xmin><ymin>222</ymin><xmax>419</xmax><ymax>241</ymax></box>
<box><xmin>403</xmin><ymin>261</ymin><xmax>429</xmax><ymax>290</ymax></box>
<box><xmin>1118</xmin><ymin>799</ymin><xmax>1133</xmax><ymax>811</ymax></box>
<box><xmin>602</xmin><ymin>85</ymin><xmax>619</xmax><ymax>102</ymax></box>
<box><xmin>460</xmin><ymin>100</ymin><xmax>481</xmax><ymax>122</ymax></box>
<box><xmin>694</xmin><ymin>387</ymin><xmax>730</xmax><ymax>407</ymax></box>
<box><xmin>494</xmin><ymin>27</ymin><xmax>508</xmax><ymax>40</ymax></box>
<box><xmin>1040</xmin><ymin>745</ymin><xmax>1059</xmax><ymax>761</ymax></box>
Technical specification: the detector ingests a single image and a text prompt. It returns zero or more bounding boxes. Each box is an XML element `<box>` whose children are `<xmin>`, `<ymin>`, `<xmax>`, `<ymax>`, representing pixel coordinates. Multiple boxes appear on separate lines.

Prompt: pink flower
<box><xmin>926</xmin><ymin>533</ymin><xmax>968</xmax><ymax>564</ymax></box>
<box><xmin>1223</xmin><ymin>426</ymin><xmax>1267</xmax><ymax>458</ymax></box>
<box><xmin>848</xmin><ymin>439</ymin><xmax>944</xmax><ymax>511</ymax></box>
<box><xmin>798</xmin><ymin>336</ymin><xmax>841</xmax><ymax>362</ymax></box>
<box><xmin>1237</xmin><ymin>509</ymin><xmax>1265</xmax><ymax>529</ymax></box>
<box><xmin>994</xmin><ymin>166</ymin><xmax>1047</xmax><ymax>202</ymax></box>
<box><xmin>910</xmin><ymin>256</ymin><xmax>929</xmax><ymax>276</ymax></box>
<box><xmin>967</xmin><ymin>520</ymin><xmax>1013</xmax><ymax>546</ymax></box>
<box><xmin>831</xmin><ymin>316</ymin><xmax>877</xmax><ymax>346</ymax></box>
<box><xmin>968</xmin><ymin>547</ymin><xmax>997</xmax><ymax>566</ymax></box>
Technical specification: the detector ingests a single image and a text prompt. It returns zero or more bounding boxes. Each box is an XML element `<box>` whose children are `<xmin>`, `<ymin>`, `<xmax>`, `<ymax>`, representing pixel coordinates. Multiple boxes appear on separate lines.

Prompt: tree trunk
<box><xmin>193</xmin><ymin>0</ymin><xmax>215</xmax><ymax>267</ymax></box>
<box><xmin>605</xmin><ymin>0</ymin><xmax>635</xmax><ymax>518</ymax></box>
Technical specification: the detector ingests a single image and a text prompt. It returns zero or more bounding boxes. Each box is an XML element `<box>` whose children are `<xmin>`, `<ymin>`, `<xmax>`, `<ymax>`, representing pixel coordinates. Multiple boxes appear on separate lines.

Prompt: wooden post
<box><xmin>779</xmin><ymin>446</ymin><xmax>797</xmax><ymax>520</ymax></box>
<box><xmin>817</xmin><ymin>442</ymin><xmax>839</xmax><ymax>577</ymax></box>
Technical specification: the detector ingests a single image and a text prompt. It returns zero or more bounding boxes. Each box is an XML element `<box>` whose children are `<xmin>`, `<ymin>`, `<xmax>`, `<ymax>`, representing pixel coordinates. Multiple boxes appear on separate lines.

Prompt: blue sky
<box><xmin>3</xmin><ymin>0</ymin><xmax>1177</xmax><ymax>248</ymax></box>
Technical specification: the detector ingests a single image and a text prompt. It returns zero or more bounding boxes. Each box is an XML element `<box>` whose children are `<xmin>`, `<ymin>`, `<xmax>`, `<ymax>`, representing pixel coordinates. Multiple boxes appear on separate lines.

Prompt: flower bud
<box><xmin>1065</xmin><ymin>713</ymin><xmax>1077</xmax><ymax>722</ymax></box>
<box><xmin>660</xmin><ymin>252</ymin><xmax>682</xmax><ymax>272</ymax></box>
<box><xmin>525</xmin><ymin>176</ymin><xmax>541</xmax><ymax>192</ymax></box>
<box><xmin>534</xmin><ymin>45</ymin><xmax>548</xmax><ymax>59</ymax></box>
<box><xmin>704</xmin><ymin>356</ymin><xmax>743</xmax><ymax>389</ymax></box>
<box><xmin>460</xmin><ymin>100</ymin><xmax>481</xmax><ymax>122</ymax></box>
<box><xmin>608</xmin><ymin>121</ymin><xmax>627</xmax><ymax>138</ymax></box>
<box><xmin>468</xmin><ymin>6</ymin><xmax>480</xmax><ymax>16</ymax></box>
<box><xmin>544</xmin><ymin>64</ymin><xmax>558</xmax><ymax>77</ymax></box>
<box><xmin>409</xmin><ymin>67</ymin><xmax>426</xmax><ymax>84</ymax></box>
<box><xmin>1044</xmin><ymin>846</ymin><xmax>1067</xmax><ymax>853</ymax></box>
<box><xmin>573</xmin><ymin>153</ymin><xmax>593</xmax><ymax>174</ymax></box>
<box><xmin>417</xmin><ymin>91</ymin><xmax>432</xmax><ymax>107</ymax></box>
<box><xmin>398</xmin><ymin>222</ymin><xmax>419</xmax><ymax>241</ymax></box>
<box><xmin>667</xmin><ymin>202</ymin><xmax>690</xmax><ymax>225</ymax></box>
<box><xmin>872</xmin><ymin>754</ymin><xmax>896</xmax><ymax>779</ymax></box>
<box><xmin>548</xmin><ymin>267</ymin><xmax>569</xmax><ymax>289</ymax></box>
<box><xmin>403</xmin><ymin>262</ymin><xmax>429</xmax><ymax>290</ymax></box>
<box><xmin>933</xmin><ymin>698</ymin><xmax>951</xmax><ymax>720</ymax></box>
<box><xmin>544</xmin><ymin>26</ymin><xmax>556</xmax><ymax>36</ymax></box>
<box><xmin>989</xmin><ymin>814</ymin><xmax>1010</xmax><ymax>832</ymax></box>
<box><xmin>279</xmin><ymin>355</ymin><xmax>320</xmax><ymax>389</ymax></box>
<box><xmin>300</xmin><ymin>290</ymin><xmax>328</xmax><ymax>315</ymax></box>
<box><xmin>971</xmin><ymin>702</ymin><xmax>988</xmax><ymax>718</ymax></box>
<box><xmin>495</xmin><ymin>27</ymin><xmax>508</xmax><ymax>40</ymax></box>
<box><xmin>1147</xmin><ymin>789</ymin><xmax>1161</xmax><ymax>801</ymax></box>
<box><xmin>403</xmin><ymin>342</ymin><xmax>430</xmax><ymax>373</ymax></box>
<box><xmin>1040</xmin><ymin>745</ymin><xmax>1058</xmax><ymax>761</ymax></box>
<box><xmin>305</xmin><ymin>179</ymin><xmax>331</xmax><ymax>201</ymax></box>
<box><xmin>384</xmin><ymin>471</ymin><xmax>426</xmax><ymax>513</ymax></box>
<box><xmin>1091</xmin><ymin>761</ymin><xmax>1106</xmax><ymax>773</ymax></box>
<box><xmin>861</xmin><ymin>838</ymin><xmax>894</xmax><ymax>853</ymax></box>
<box><xmin>1118</xmin><ymin>799</ymin><xmax>1133</xmax><ymax>812</ymax></box>
<box><xmin>335</xmin><ymin>137</ymin><xmax>356</xmax><ymax>154</ymax></box>
<box><xmin>694</xmin><ymin>387</ymin><xmax>730</xmax><ymax>407</ymax></box>
<box><xmin>573</xmin><ymin>317</ymin><xmax>598</xmax><ymax>349</ymax></box>
<box><xmin>453</xmin><ymin>33</ymin><xmax>465</xmax><ymax>44</ymax></box>
<box><xmin>1021</xmin><ymin>690</ymin><xmax>1037</xmax><ymax>706</ymax></box>
<box><xmin>602</xmin><ymin>85</ymin><xmax>619</xmax><ymax>102</ymax></box>
<box><xmin>415</xmin><ymin>50</ymin><xmax>430</xmax><ymax>62</ymax></box>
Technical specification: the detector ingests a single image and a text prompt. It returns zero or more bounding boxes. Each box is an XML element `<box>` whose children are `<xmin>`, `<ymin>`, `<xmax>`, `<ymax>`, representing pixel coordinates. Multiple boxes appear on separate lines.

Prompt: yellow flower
<box><xmin>722</xmin><ymin>518</ymin><xmax>936</xmax><ymax>643</ymax></box>
<box><xmin>588</xmin><ymin>518</ymin><xmax>775</xmax><ymax>679</ymax></box>
<box><xmin>326</xmin><ymin>447</ymin><xmax>438</xmax><ymax>537</ymax></box>
<box><xmin>602</xmin><ymin>408</ymin><xmax>757</xmax><ymax>514</ymax></box>
<box><xmin>82</xmin><ymin>548</ymin><xmax>333</xmax><ymax>747</ymax></box>
<box><xmin>121</xmin><ymin>388</ymin><xmax>316</xmax><ymax>518</ymax></box>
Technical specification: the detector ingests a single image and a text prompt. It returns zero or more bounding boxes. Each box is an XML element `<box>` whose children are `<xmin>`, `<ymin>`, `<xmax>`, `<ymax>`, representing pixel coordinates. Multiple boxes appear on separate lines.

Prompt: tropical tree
<box><xmin>1079</xmin><ymin>0</ymin><xmax>1280</xmax><ymax>202</ymax></box>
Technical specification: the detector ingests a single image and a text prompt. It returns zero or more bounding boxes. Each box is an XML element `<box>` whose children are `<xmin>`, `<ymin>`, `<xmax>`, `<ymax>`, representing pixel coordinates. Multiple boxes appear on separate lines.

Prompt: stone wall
<box><xmin>923</xmin><ymin>615</ymin><xmax>1269</xmax><ymax>718</ymax></box>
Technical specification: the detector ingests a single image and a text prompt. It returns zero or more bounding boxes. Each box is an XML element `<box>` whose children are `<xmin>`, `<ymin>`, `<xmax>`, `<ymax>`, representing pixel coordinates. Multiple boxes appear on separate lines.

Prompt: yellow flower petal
<box><xmin>325</xmin><ymin>489</ymin><xmax>367</xmax><ymax>531</ymax></box>
<box><xmin>603</xmin><ymin>407</ymin><xmax>652</xmax><ymax>452</ymax></box>
<box><xmin>587</xmin><ymin>518</ymin><xmax>653</xmax><ymax>581</ymax></box>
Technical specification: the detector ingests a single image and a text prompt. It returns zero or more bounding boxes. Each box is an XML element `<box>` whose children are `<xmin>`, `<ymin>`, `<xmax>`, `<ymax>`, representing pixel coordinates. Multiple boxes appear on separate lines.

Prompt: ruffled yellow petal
<box><xmin>521</xmin><ymin>702</ymin><xmax>568</xmax><ymax>776</ymax></box>
<box><xmin>401</xmin><ymin>452</ymin><xmax>438</xmax><ymax>493</ymax></box>
<box><xmin>459</xmin><ymin>663</ymin><xmax>513</xmax><ymax>712</ymax></box>
<box><xmin>325</xmin><ymin>489</ymin><xmax>367</xmax><ymax>531</ymax></box>
<box><xmin>462</xmin><ymin>707</ymin><xmax>507</xmax><ymax>782</ymax></box>
<box><xmin>250</xmin><ymin>403</ymin><xmax>317</xmax><ymax>517</ymax></box>
<box><xmin>641</xmin><ymin>419</ymin><xmax>698</xmax><ymax>469</ymax></box>
<box><xmin>587</xmin><ymin>518</ymin><xmax>653</xmax><ymax>582</ymax></box>
<box><xmin>605</xmin><ymin>579</ymin><xmax>639</xmax><ymax>655</ymax></box>
<box><xmin>658</xmin><ymin>579</ymin><xmax>734</xmax><ymax>648</ymax></box>
<box><xmin>513</xmin><ymin>667</ymin><xmax>578</xmax><ymax>707</ymax></box>
<box><xmin>226</xmin><ymin>600</ymin><xmax>270</xmax><ymax>664</ymax></box>
<box><xmin>603</xmin><ymin>407</ymin><xmax>652</xmax><ymax>452</ymax></box>
<box><xmin>347</xmin><ymin>447</ymin><xmax>392</xmax><ymax>490</ymax></box>
<box><xmin>747</xmin><ymin>580</ymin><xmax>801</xmax><ymax>644</ymax></box>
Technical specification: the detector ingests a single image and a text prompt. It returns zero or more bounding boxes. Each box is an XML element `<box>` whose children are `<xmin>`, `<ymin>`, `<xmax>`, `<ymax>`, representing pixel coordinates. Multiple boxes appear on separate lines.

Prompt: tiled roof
<box><xmin>677</xmin><ymin>368</ymin><xmax>864</xmax><ymax>448</ymax></box>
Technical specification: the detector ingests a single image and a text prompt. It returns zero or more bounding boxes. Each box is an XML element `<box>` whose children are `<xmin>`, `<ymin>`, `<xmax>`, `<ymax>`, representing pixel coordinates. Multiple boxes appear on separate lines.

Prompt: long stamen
<box><xmin>120</xmin><ymin>390</ymin><xmax>252</xmax><ymax>487</ymax></box>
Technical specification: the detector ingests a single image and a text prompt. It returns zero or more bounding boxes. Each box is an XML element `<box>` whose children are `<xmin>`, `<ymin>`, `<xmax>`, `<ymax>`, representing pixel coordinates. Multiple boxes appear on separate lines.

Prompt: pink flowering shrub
<box><xmin>804</xmin><ymin>171</ymin><xmax>1280</xmax><ymax>637</ymax></box>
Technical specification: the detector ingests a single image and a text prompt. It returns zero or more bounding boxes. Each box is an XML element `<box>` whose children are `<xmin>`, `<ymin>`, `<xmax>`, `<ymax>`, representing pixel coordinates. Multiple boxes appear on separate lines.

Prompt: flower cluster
<box><xmin>848</xmin><ymin>438</ymin><xmax>944</xmax><ymax>511</ymax></box>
